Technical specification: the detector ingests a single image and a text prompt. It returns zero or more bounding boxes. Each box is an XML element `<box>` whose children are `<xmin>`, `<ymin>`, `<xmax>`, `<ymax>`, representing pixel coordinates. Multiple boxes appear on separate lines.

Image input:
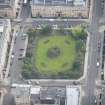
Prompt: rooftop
<box><xmin>10</xmin><ymin>84</ymin><xmax>81</xmax><ymax>105</ymax></box>
<box><xmin>0</xmin><ymin>19</ymin><xmax>10</xmax><ymax>63</ymax></box>
<box><xmin>11</xmin><ymin>84</ymin><xmax>31</xmax><ymax>104</ymax></box>
<box><xmin>0</xmin><ymin>0</ymin><xmax>14</xmax><ymax>8</ymax></box>
<box><xmin>40</xmin><ymin>87</ymin><xmax>66</xmax><ymax>100</ymax></box>
<box><xmin>66</xmin><ymin>86</ymin><xmax>80</xmax><ymax>105</ymax></box>
<box><xmin>32</xmin><ymin>0</ymin><xmax>86</xmax><ymax>6</ymax></box>
<box><xmin>30</xmin><ymin>86</ymin><xmax>66</xmax><ymax>105</ymax></box>
<box><xmin>0</xmin><ymin>0</ymin><xmax>10</xmax><ymax>4</ymax></box>
<box><xmin>3</xmin><ymin>94</ymin><xmax>16</xmax><ymax>105</ymax></box>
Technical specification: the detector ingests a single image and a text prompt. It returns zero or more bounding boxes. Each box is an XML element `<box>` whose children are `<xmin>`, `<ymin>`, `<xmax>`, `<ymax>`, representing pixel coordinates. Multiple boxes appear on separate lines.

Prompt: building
<box><xmin>30</xmin><ymin>0</ymin><xmax>90</xmax><ymax>18</ymax></box>
<box><xmin>0</xmin><ymin>19</ymin><xmax>11</xmax><ymax>79</ymax></box>
<box><xmin>3</xmin><ymin>93</ymin><xmax>16</xmax><ymax>105</ymax></box>
<box><xmin>0</xmin><ymin>0</ymin><xmax>20</xmax><ymax>18</ymax></box>
<box><xmin>66</xmin><ymin>86</ymin><xmax>81</xmax><ymax>105</ymax></box>
<box><xmin>0</xmin><ymin>90</ymin><xmax>3</xmax><ymax>105</ymax></box>
<box><xmin>30</xmin><ymin>86</ymin><xmax>66</xmax><ymax>105</ymax></box>
<box><xmin>11</xmin><ymin>84</ymin><xmax>31</xmax><ymax>105</ymax></box>
<box><xmin>10</xmin><ymin>84</ymin><xmax>81</xmax><ymax>105</ymax></box>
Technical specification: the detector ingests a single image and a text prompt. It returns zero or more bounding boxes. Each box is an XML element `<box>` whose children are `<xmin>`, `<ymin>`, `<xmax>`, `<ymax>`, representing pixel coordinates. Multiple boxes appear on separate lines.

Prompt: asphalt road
<box><xmin>82</xmin><ymin>0</ymin><xmax>104</xmax><ymax>105</ymax></box>
<box><xmin>20</xmin><ymin>3</ymin><xmax>31</xmax><ymax>19</ymax></box>
<box><xmin>9</xmin><ymin>28</ymin><xmax>27</xmax><ymax>83</ymax></box>
<box><xmin>9</xmin><ymin>2</ymin><xmax>31</xmax><ymax>84</ymax></box>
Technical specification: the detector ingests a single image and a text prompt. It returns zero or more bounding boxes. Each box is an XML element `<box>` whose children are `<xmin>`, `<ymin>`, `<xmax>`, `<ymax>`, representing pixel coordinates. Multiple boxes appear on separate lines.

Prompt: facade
<box><xmin>30</xmin><ymin>0</ymin><xmax>89</xmax><ymax>18</ymax></box>
<box><xmin>11</xmin><ymin>84</ymin><xmax>31</xmax><ymax>105</ymax></box>
<box><xmin>0</xmin><ymin>0</ymin><xmax>20</xmax><ymax>18</ymax></box>
<box><xmin>0</xmin><ymin>19</ymin><xmax>11</xmax><ymax>79</ymax></box>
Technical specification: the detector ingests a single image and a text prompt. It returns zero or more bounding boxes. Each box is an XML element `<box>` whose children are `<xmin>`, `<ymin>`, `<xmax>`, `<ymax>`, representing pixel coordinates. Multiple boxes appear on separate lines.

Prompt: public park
<box><xmin>21</xmin><ymin>25</ymin><xmax>87</xmax><ymax>79</ymax></box>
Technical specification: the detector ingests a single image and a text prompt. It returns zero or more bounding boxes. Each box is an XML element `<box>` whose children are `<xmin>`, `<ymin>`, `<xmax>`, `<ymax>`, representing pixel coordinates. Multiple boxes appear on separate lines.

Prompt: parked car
<box><xmin>18</xmin><ymin>57</ymin><xmax>22</xmax><ymax>60</ymax></box>
<box><xmin>19</xmin><ymin>48</ymin><xmax>24</xmax><ymax>51</ymax></box>
<box><xmin>96</xmin><ymin>58</ymin><xmax>100</xmax><ymax>67</ymax></box>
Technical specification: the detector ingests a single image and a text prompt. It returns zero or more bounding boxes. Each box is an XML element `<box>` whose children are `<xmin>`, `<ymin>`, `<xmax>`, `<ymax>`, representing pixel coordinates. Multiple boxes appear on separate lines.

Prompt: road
<box><xmin>82</xmin><ymin>0</ymin><xmax>104</xmax><ymax>105</ymax></box>
<box><xmin>9</xmin><ymin>28</ymin><xmax>27</xmax><ymax>83</ymax></box>
<box><xmin>9</xmin><ymin>2</ymin><xmax>31</xmax><ymax>83</ymax></box>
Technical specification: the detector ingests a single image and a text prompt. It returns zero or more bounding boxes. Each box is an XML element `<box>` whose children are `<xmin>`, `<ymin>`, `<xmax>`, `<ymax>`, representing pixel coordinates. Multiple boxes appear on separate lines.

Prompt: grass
<box><xmin>35</xmin><ymin>35</ymin><xmax>76</xmax><ymax>75</ymax></box>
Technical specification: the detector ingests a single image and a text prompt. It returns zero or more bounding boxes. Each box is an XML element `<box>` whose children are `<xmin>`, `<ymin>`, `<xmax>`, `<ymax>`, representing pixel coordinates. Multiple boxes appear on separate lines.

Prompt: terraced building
<box><xmin>0</xmin><ymin>19</ymin><xmax>11</xmax><ymax>79</ymax></box>
<box><xmin>0</xmin><ymin>0</ymin><xmax>20</xmax><ymax>18</ymax></box>
<box><xmin>30</xmin><ymin>0</ymin><xmax>90</xmax><ymax>18</ymax></box>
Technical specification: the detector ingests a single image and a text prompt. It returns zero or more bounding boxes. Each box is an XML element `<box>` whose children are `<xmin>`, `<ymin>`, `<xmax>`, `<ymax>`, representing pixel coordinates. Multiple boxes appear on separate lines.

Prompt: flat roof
<box><xmin>66</xmin><ymin>86</ymin><xmax>80</xmax><ymax>105</ymax></box>
<box><xmin>30</xmin><ymin>86</ymin><xmax>41</xmax><ymax>94</ymax></box>
<box><xmin>11</xmin><ymin>85</ymin><xmax>30</xmax><ymax>102</ymax></box>
<box><xmin>3</xmin><ymin>94</ymin><xmax>16</xmax><ymax>105</ymax></box>
<box><xmin>0</xmin><ymin>19</ymin><xmax>10</xmax><ymax>64</ymax></box>
<box><xmin>32</xmin><ymin>0</ymin><xmax>86</xmax><ymax>6</ymax></box>
<box><xmin>0</xmin><ymin>19</ymin><xmax>6</xmax><ymax>50</ymax></box>
<box><xmin>40</xmin><ymin>87</ymin><xmax>66</xmax><ymax>100</ymax></box>
<box><xmin>0</xmin><ymin>0</ymin><xmax>14</xmax><ymax>8</ymax></box>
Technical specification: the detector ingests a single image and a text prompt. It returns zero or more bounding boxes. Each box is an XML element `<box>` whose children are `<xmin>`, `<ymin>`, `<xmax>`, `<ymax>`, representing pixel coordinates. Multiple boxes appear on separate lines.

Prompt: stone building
<box><xmin>30</xmin><ymin>0</ymin><xmax>90</xmax><ymax>18</ymax></box>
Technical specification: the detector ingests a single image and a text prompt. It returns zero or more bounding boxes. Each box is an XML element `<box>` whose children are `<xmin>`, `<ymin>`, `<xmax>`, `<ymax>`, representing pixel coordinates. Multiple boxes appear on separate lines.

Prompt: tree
<box><xmin>58</xmin><ymin>26</ymin><xmax>66</xmax><ymax>35</ymax></box>
<box><xmin>71</xmin><ymin>25</ymin><xmax>87</xmax><ymax>40</ymax></box>
<box><xmin>21</xmin><ymin>69</ymin><xmax>31</xmax><ymax>79</ymax></box>
<box><xmin>76</xmin><ymin>41</ymin><xmax>85</xmax><ymax>52</ymax></box>
<box><xmin>40</xmin><ymin>25</ymin><xmax>52</xmax><ymax>35</ymax></box>
<box><xmin>27</xmin><ymin>28</ymin><xmax>37</xmax><ymax>40</ymax></box>
<box><xmin>22</xmin><ymin>63</ymin><xmax>33</xmax><ymax>70</ymax></box>
<box><xmin>73</xmin><ymin>60</ymin><xmax>81</xmax><ymax>71</ymax></box>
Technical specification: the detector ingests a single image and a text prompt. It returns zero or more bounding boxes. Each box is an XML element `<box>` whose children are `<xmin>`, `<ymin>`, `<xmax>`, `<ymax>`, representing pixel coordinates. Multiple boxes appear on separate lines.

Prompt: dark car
<box><xmin>97</xmin><ymin>41</ymin><xmax>101</xmax><ymax>52</ymax></box>
<box><xmin>18</xmin><ymin>57</ymin><xmax>23</xmax><ymax>60</ymax></box>
<box><xmin>19</xmin><ymin>48</ymin><xmax>24</xmax><ymax>51</ymax></box>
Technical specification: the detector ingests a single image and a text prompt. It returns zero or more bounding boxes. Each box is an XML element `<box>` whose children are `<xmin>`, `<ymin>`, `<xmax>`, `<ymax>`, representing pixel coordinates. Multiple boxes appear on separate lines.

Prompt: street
<box><xmin>82</xmin><ymin>0</ymin><xmax>104</xmax><ymax>105</ymax></box>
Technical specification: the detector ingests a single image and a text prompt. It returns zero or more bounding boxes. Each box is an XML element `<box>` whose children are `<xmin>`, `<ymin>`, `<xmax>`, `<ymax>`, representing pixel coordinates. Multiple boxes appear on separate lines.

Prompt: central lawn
<box><xmin>35</xmin><ymin>35</ymin><xmax>76</xmax><ymax>75</ymax></box>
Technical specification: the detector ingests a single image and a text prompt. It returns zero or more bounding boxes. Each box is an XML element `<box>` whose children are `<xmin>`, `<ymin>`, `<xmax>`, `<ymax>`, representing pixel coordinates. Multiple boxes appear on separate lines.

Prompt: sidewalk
<box><xmin>0</xmin><ymin>88</ymin><xmax>7</xmax><ymax>105</ymax></box>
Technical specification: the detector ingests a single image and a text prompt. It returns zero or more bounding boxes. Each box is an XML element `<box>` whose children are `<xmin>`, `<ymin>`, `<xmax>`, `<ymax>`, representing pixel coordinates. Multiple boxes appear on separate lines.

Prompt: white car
<box><xmin>96</xmin><ymin>61</ymin><xmax>100</xmax><ymax>67</ymax></box>
<box><xmin>11</xmin><ymin>54</ymin><xmax>14</xmax><ymax>59</ymax></box>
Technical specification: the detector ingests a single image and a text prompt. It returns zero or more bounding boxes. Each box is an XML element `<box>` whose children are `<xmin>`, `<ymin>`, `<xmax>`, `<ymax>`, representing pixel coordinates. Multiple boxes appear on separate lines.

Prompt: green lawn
<box><xmin>35</xmin><ymin>35</ymin><xmax>76</xmax><ymax>75</ymax></box>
